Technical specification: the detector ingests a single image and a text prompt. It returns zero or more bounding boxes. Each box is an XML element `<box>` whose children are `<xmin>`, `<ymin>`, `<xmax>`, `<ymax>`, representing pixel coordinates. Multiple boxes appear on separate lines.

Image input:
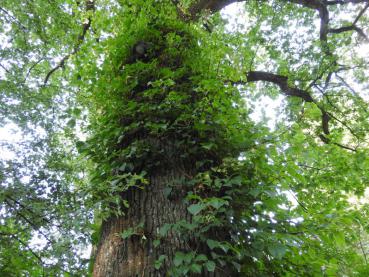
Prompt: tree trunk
<box><xmin>92</xmin><ymin>138</ymin><xmax>233</xmax><ymax>276</ymax></box>
<box><xmin>91</xmin><ymin>135</ymin><xmax>229</xmax><ymax>276</ymax></box>
<box><xmin>92</xmin><ymin>167</ymin><xmax>191</xmax><ymax>276</ymax></box>
<box><xmin>91</xmin><ymin>15</ymin><xmax>236</xmax><ymax>276</ymax></box>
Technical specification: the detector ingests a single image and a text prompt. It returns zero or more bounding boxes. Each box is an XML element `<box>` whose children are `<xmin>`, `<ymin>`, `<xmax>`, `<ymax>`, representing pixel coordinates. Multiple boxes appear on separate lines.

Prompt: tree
<box><xmin>1</xmin><ymin>0</ymin><xmax>369</xmax><ymax>276</ymax></box>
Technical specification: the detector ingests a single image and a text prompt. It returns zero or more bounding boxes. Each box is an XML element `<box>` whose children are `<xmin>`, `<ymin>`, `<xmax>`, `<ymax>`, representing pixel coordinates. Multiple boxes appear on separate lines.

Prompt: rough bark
<box><xmin>92</xmin><ymin>168</ymin><xmax>191</xmax><ymax>276</ymax></box>
<box><xmin>92</xmin><ymin>141</ymin><xmax>230</xmax><ymax>276</ymax></box>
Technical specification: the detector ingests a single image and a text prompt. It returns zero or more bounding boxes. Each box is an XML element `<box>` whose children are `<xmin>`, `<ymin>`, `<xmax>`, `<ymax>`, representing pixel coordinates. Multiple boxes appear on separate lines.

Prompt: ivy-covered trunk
<box><xmin>91</xmin><ymin>138</ymin><xmax>237</xmax><ymax>276</ymax></box>
<box><xmin>84</xmin><ymin>3</ymin><xmax>250</xmax><ymax>276</ymax></box>
<box><xmin>91</xmin><ymin>136</ymin><xmax>233</xmax><ymax>276</ymax></box>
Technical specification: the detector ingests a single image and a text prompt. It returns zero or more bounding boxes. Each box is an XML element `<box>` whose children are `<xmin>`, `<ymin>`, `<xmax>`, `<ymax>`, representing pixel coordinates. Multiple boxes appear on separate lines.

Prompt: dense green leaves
<box><xmin>1</xmin><ymin>0</ymin><xmax>369</xmax><ymax>275</ymax></box>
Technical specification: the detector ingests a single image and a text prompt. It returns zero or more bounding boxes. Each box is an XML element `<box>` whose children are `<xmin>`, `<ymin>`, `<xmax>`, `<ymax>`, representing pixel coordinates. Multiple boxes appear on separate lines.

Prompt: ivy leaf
<box><xmin>153</xmin><ymin>239</ymin><xmax>160</xmax><ymax>248</ymax></box>
<box><xmin>154</xmin><ymin>255</ymin><xmax>166</xmax><ymax>270</ymax></box>
<box><xmin>187</xmin><ymin>203</ymin><xmax>205</xmax><ymax>215</ymax></box>
<box><xmin>205</xmin><ymin>261</ymin><xmax>216</xmax><ymax>272</ymax></box>
<box><xmin>207</xmin><ymin>198</ymin><xmax>227</xmax><ymax>210</ymax></box>
<box><xmin>231</xmin><ymin>261</ymin><xmax>241</xmax><ymax>272</ymax></box>
<box><xmin>121</xmin><ymin>228</ymin><xmax>135</xmax><ymax>239</ymax></box>
<box><xmin>163</xmin><ymin>187</ymin><xmax>172</xmax><ymax>199</ymax></box>
<box><xmin>174</xmin><ymin>252</ymin><xmax>185</xmax><ymax>266</ymax></box>
<box><xmin>190</xmin><ymin>263</ymin><xmax>202</xmax><ymax>273</ymax></box>
<box><xmin>184</xmin><ymin>252</ymin><xmax>194</xmax><ymax>263</ymax></box>
<box><xmin>206</xmin><ymin>239</ymin><xmax>220</xmax><ymax>250</ymax></box>
<box><xmin>159</xmin><ymin>223</ymin><xmax>172</xmax><ymax>237</ymax></box>
<box><xmin>194</xmin><ymin>254</ymin><xmax>207</xmax><ymax>262</ymax></box>
<box><xmin>268</xmin><ymin>243</ymin><xmax>287</xmax><ymax>259</ymax></box>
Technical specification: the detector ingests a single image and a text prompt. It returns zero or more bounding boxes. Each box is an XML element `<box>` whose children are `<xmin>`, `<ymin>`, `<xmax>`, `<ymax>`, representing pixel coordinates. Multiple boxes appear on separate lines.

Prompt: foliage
<box><xmin>1</xmin><ymin>0</ymin><xmax>369</xmax><ymax>276</ymax></box>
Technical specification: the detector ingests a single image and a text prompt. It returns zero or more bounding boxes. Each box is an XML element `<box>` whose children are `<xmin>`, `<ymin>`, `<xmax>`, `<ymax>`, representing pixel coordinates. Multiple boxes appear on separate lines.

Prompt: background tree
<box><xmin>1</xmin><ymin>0</ymin><xmax>369</xmax><ymax>276</ymax></box>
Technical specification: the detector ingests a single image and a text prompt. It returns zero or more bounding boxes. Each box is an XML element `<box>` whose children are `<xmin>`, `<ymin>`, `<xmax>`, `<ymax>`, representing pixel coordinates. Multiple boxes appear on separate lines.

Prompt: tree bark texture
<box><xmin>91</xmin><ymin>139</ymin><xmax>231</xmax><ymax>277</ymax></box>
<box><xmin>92</xmin><ymin>167</ymin><xmax>191</xmax><ymax>276</ymax></box>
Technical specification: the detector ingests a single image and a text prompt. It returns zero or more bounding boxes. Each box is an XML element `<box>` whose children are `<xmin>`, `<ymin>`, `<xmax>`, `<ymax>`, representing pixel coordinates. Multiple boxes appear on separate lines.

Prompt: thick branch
<box><xmin>187</xmin><ymin>0</ymin><xmax>327</xmax><ymax>16</ymax></box>
<box><xmin>327</xmin><ymin>0</ymin><xmax>369</xmax><ymax>5</ymax></box>
<box><xmin>318</xmin><ymin>5</ymin><xmax>330</xmax><ymax>42</ymax></box>
<box><xmin>185</xmin><ymin>1</ymin><xmax>361</xmax><ymax>150</ymax></box>
<box><xmin>328</xmin><ymin>25</ymin><xmax>369</xmax><ymax>42</ymax></box>
<box><xmin>354</xmin><ymin>2</ymin><xmax>369</xmax><ymax>24</ymax></box>
<box><xmin>188</xmin><ymin>0</ymin><xmax>369</xmax><ymax>46</ymax></box>
<box><xmin>319</xmin><ymin>134</ymin><xmax>357</xmax><ymax>151</ymax></box>
<box><xmin>246</xmin><ymin>71</ymin><xmax>315</xmax><ymax>102</ymax></box>
<box><xmin>237</xmin><ymin>71</ymin><xmax>356</xmax><ymax>151</ymax></box>
<box><xmin>188</xmin><ymin>0</ymin><xmax>244</xmax><ymax>18</ymax></box>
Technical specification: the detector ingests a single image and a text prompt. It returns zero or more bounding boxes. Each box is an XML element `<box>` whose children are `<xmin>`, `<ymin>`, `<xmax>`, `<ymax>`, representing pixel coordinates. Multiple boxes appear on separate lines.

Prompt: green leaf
<box><xmin>158</xmin><ymin>224</ymin><xmax>172</xmax><ymax>237</ymax></box>
<box><xmin>67</xmin><ymin>118</ymin><xmax>76</xmax><ymax>128</ymax></box>
<box><xmin>174</xmin><ymin>252</ymin><xmax>185</xmax><ymax>266</ymax></box>
<box><xmin>163</xmin><ymin>187</ymin><xmax>172</xmax><ymax>198</ymax></box>
<box><xmin>268</xmin><ymin>243</ymin><xmax>287</xmax><ymax>259</ymax></box>
<box><xmin>153</xmin><ymin>239</ymin><xmax>160</xmax><ymax>248</ymax></box>
<box><xmin>194</xmin><ymin>254</ymin><xmax>207</xmax><ymax>262</ymax></box>
<box><xmin>190</xmin><ymin>263</ymin><xmax>202</xmax><ymax>273</ymax></box>
<box><xmin>334</xmin><ymin>232</ymin><xmax>346</xmax><ymax>247</ymax></box>
<box><xmin>121</xmin><ymin>228</ymin><xmax>135</xmax><ymax>239</ymax></box>
<box><xmin>154</xmin><ymin>255</ymin><xmax>166</xmax><ymax>270</ymax></box>
<box><xmin>231</xmin><ymin>261</ymin><xmax>241</xmax><ymax>272</ymax></box>
<box><xmin>179</xmin><ymin>221</ymin><xmax>197</xmax><ymax>231</ymax></box>
<box><xmin>184</xmin><ymin>252</ymin><xmax>194</xmax><ymax>263</ymax></box>
<box><xmin>206</xmin><ymin>239</ymin><xmax>220</xmax><ymax>250</ymax></box>
<box><xmin>205</xmin><ymin>261</ymin><xmax>216</xmax><ymax>272</ymax></box>
<box><xmin>187</xmin><ymin>203</ymin><xmax>205</xmax><ymax>215</ymax></box>
<box><xmin>76</xmin><ymin>141</ymin><xmax>88</xmax><ymax>153</ymax></box>
<box><xmin>207</xmin><ymin>198</ymin><xmax>227</xmax><ymax>210</ymax></box>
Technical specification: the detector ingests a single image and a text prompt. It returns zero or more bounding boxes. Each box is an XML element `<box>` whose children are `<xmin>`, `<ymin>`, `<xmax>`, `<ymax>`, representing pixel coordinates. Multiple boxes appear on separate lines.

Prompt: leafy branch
<box><xmin>231</xmin><ymin>70</ymin><xmax>357</xmax><ymax>151</ymax></box>
<box><xmin>43</xmin><ymin>0</ymin><xmax>95</xmax><ymax>85</ymax></box>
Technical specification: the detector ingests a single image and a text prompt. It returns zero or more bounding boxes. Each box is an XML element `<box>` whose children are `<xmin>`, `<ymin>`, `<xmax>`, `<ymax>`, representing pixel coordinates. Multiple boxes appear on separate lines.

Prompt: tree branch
<box><xmin>246</xmin><ymin>71</ymin><xmax>314</xmax><ymax>102</ymax></box>
<box><xmin>24</xmin><ymin>58</ymin><xmax>44</xmax><ymax>82</ymax></box>
<box><xmin>8</xmin><ymin>233</ymin><xmax>44</xmax><ymax>264</ymax></box>
<box><xmin>243</xmin><ymin>71</ymin><xmax>329</xmax><ymax>136</ymax></box>
<box><xmin>43</xmin><ymin>0</ymin><xmax>94</xmax><ymax>85</ymax></box>
<box><xmin>0</xmin><ymin>7</ymin><xmax>27</xmax><ymax>32</ymax></box>
<box><xmin>188</xmin><ymin>0</ymin><xmax>244</xmax><ymax>19</ymax></box>
<box><xmin>4</xmin><ymin>199</ymin><xmax>54</xmax><ymax>244</ymax></box>
<box><xmin>326</xmin><ymin>0</ymin><xmax>369</xmax><ymax>5</ymax></box>
<box><xmin>232</xmin><ymin>71</ymin><xmax>357</xmax><ymax>151</ymax></box>
<box><xmin>353</xmin><ymin>2</ymin><xmax>369</xmax><ymax>24</ymax></box>
<box><xmin>0</xmin><ymin>63</ymin><xmax>10</xmax><ymax>74</ymax></box>
<box><xmin>328</xmin><ymin>24</ymin><xmax>369</xmax><ymax>42</ymax></box>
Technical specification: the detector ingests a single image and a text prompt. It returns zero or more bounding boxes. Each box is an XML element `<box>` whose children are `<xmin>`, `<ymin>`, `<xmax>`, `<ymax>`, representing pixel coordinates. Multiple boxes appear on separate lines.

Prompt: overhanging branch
<box><xmin>231</xmin><ymin>71</ymin><xmax>356</xmax><ymax>151</ymax></box>
<box><xmin>246</xmin><ymin>71</ymin><xmax>315</xmax><ymax>102</ymax></box>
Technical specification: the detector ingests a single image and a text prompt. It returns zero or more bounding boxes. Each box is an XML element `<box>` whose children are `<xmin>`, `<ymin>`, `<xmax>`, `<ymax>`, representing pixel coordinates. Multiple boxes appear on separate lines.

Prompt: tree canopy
<box><xmin>1</xmin><ymin>0</ymin><xmax>369</xmax><ymax>276</ymax></box>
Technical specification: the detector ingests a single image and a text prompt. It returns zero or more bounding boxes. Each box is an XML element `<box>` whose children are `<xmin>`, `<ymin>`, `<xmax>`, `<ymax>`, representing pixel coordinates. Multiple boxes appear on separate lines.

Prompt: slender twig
<box><xmin>0</xmin><ymin>63</ymin><xmax>10</xmax><ymax>73</ymax></box>
<box><xmin>358</xmin><ymin>228</ymin><xmax>368</xmax><ymax>264</ymax></box>
<box><xmin>43</xmin><ymin>0</ymin><xmax>94</xmax><ymax>85</ymax></box>
<box><xmin>4</xmin><ymin>199</ymin><xmax>54</xmax><ymax>244</ymax></box>
<box><xmin>335</xmin><ymin>74</ymin><xmax>357</xmax><ymax>95</ymax></box>
<box><xmin>353</xmin><ymin>2</ymin><xmax>369</xmax><ymax>25</ymax></box>
<box><xmin>0</xmin><ymin>7</ymin><xmax>27</xmax><ymax>31</ymax></box>
<box><xmin>24</xmin><ymin>58</ymin><xmax>44</xmax><ymax>83</ymax></box>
